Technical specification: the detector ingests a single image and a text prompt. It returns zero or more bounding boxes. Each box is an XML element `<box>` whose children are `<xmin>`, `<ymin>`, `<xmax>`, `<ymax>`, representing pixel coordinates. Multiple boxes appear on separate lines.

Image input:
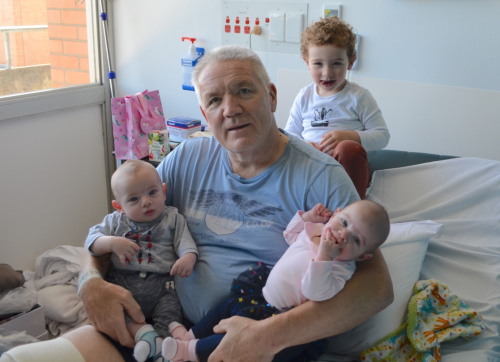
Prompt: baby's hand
<box><xmin>111</xmin><ymin>237</ymin><xmax>141</xmax><ymax>266</ymax></box>
<box><xmin>170</xmin><ymin>253</ymin><xmax>197</xmax><ymax>278</ymax></box>
<box><xmin>302</xmin><ymin>203</ymin><xmax>332</xmax><ymax>223</ymax></box>
<box><xmin>316</xmin><ymin>229</ymin><xmax>341</xmax><ymax>262</ymax></box>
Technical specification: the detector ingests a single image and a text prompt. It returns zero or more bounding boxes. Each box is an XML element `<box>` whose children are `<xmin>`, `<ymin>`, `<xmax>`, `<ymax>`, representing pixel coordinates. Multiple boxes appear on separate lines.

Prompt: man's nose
<box><xmin>222</xmin><ymin>94</ymin><xmax>242</xmax><ymax>118</ymax></box>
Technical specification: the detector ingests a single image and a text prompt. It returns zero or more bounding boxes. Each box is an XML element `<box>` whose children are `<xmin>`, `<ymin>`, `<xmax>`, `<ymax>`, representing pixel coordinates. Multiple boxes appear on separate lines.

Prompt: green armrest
<box><xmin>367</xmin><ymin>150</ymin><xmax>457</xmax><ymax>176</ymax></box>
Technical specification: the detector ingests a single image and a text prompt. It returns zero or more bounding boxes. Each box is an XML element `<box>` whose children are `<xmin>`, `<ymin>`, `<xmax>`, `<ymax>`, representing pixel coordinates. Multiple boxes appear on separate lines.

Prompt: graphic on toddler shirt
<box><xmin>189</xmin><ymin>190</ymin><xmax>283</xmax><ymax>236</ymax></box>
<box><xmin>311</xmin><ymin>107</ymin><xmax>333</xmax><ymax>127</ymax></box>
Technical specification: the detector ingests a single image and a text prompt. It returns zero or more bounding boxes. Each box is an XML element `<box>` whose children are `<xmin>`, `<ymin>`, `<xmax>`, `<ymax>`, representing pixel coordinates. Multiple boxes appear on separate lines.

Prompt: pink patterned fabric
<box><xmin>111</xmin><ymin>90</ymin><xmax>166</xmax><ymax>160</ymax></box>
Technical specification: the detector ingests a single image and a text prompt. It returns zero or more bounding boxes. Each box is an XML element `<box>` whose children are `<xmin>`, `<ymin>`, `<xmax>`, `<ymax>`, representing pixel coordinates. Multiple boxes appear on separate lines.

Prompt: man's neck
<box><xmin>228</xmin><ymin>131</ymin><xmax>289</xmax><ymax>179</ymax></box>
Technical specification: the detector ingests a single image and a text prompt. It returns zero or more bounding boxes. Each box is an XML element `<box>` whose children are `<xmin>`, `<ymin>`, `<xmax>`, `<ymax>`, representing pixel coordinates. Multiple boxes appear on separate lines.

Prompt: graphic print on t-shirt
<box><xmin>311</xmin><ymin>107</ymin><xmax>333</xmax><ymax>127</ymax></box>
<box><xmin>187</xmin><ymin>189</ymin><xmax>283</xmax><ymax>236</ymax></box>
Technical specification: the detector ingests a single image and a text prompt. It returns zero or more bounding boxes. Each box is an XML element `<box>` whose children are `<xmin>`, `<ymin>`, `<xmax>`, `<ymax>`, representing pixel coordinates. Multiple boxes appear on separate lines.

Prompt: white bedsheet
<box><xmin>367</xmin><ymin>157</ymin><xmax>500</xmax><ymax>361</ymax></box>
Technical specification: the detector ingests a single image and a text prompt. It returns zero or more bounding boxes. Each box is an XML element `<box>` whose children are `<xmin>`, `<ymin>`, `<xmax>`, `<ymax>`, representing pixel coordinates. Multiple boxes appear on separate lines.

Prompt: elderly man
<box><xmin>1</xmin><ymin>46</ymin><xmax>392</xmax><ymax>362</ymax></box>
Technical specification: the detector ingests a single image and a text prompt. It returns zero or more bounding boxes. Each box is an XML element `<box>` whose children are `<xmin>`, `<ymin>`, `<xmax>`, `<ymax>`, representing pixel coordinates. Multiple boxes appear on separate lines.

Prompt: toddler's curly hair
<box><xmin>300</xmin><ymin>16</ymin><xmax>357</xmax><ymax>63</ymax></box>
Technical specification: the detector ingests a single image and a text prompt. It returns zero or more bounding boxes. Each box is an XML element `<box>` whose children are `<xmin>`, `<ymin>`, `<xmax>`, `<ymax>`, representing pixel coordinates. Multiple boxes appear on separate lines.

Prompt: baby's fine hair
<box><xmin>300</xmin><ymin>16</ymin><xmax>357</xmax><ymax>63</ymax></box>
<box><xmin>111</xmin><ymin>160</ymin><xmax>159</xmax><ymax>198</ymax></box>
<box><xmin>350</xmin><ymin>199</ymin><xmax>390</xmax><ymax>251</ymax></box>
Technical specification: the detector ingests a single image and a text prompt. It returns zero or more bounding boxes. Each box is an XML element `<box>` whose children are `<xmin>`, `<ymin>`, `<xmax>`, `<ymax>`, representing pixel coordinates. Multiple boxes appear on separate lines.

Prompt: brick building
<box><xmin>0</xmin><ymin>0</ymin><xmax>90</xmax><ymax>95</ymax></box>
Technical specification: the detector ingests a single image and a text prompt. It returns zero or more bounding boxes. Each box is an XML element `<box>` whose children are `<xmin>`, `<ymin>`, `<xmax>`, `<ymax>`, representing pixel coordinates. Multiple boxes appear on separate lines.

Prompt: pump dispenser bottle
<box><xmin>181</xmin><ymin>37</ymin><xmax>204</xmax><ymax>91</ymax></box>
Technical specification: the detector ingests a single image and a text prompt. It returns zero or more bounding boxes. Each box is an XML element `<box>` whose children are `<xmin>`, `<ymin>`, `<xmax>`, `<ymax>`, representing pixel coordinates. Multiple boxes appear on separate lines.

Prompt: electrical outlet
<box><xmin>323</xmin><ymin>4</ymin><xmax>342</xmax><ymax>19</ymax></box>
<box><xmin>221</xmin><ymin>1</ymin><xmax>308</xmax><ymax>54</ymax></box>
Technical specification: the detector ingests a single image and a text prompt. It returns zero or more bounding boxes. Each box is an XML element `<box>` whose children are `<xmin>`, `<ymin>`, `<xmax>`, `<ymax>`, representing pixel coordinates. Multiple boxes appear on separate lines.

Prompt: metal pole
<box><xmin>5</xmin><ymin>32</ymin><xmax>11</xmax><ymax>69</ymax></box>
<box><xmin>98</xmin><ymin>0</ymin><xmax>117</xmax><ymax>98</ymax></box>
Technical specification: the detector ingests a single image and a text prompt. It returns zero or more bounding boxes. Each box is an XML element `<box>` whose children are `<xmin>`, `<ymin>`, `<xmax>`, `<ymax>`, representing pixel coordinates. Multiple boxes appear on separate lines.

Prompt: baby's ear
<box><xmin>355</xmin><ymin>253</ymin><xmax>372</xmax><ymax>262</ymax></box>
<box><xmin>112</xmin><ymin>200</ymin><xmax>124</xmax><ymax>213</ymax></box>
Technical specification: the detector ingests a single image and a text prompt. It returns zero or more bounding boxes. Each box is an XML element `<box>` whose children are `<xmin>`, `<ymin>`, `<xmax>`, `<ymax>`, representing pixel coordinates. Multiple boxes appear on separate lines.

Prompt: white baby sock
<box><xmin>168</xmin><ymin>321</ymin><xmax>192</xmax><ymax>341</ymax></box>
<box><xmin>133</xmin><ymin>324</ymin><xmax>165</xmax><ymax>362</ymax></box>
<box><xmin>162</xmin><ymin>337</ymin><xmax>198</xmax><ymax>362</ymax></box>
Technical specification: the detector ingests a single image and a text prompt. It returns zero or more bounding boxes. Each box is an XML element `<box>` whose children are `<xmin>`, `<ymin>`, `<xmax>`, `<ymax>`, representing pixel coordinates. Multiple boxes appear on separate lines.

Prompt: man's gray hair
<box><xmin>192</xmin><ymin>45</ymin><xmax>271</xmax><ymax>103</ymax></box>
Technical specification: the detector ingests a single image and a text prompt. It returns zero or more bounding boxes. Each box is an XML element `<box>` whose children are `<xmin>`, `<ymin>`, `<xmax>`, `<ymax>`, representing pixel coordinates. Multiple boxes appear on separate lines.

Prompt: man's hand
<box><xmin>110</xmin><ymin>237</ymin><xmax>141</xmax><ymax>266</ymax></box>
<box><xmin>80</xmin><ymin>277</ymin><xmax>145</xmax><ymax>348</ymax></box>
<box><xmin>319</xmin><ymin>130</ymin><xmax>359</xmax><ymax>155</ymax></box>
<box><xmin>170</xmin><ymin>252</ymin><xmax>197</xmax><ymax>277</ymax></box>
<box><xmin>302</xmin><ymin>203</ymin><xmax>332</xmax><ymax>223</ymax></box>
<box><xmin>209</xmin><ymin>317</ymin><xmax>275</xmax><ymax>362</ymax></box>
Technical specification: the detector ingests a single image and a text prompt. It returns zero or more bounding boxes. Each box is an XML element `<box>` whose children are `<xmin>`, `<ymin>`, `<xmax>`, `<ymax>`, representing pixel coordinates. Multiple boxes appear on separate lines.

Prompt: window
<box><xmin>0</xmin><ymin>0</ymin><xmax>115</xmax><ymax>207</ymax></box>
<box><xmin>0</xmin><ymin>0</ymin><xmax>99</xmax><ymax>97</ymax></box>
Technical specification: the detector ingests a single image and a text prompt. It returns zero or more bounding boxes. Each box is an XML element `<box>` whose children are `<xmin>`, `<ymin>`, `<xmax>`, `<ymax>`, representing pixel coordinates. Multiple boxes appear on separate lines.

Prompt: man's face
<box><xmin>197</xmin><ymin>60</ymin><xmax>277</xmax><ymax>156</ymax></box>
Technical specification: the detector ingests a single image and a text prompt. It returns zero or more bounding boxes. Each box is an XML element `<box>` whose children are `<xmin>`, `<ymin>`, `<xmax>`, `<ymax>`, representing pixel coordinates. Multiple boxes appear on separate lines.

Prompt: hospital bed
<box><xmin>3</xmin><ymin>150</ymin><xmax>497</xmax><ymax>361</ymax></box>
<box><xmin>317</xmin><ymin>150</ymin><xmax>500</xmax><ymax>361</ymax></box>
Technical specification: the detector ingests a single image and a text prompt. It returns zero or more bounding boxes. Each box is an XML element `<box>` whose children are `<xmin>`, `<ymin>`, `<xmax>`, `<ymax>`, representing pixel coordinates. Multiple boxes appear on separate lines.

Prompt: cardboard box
<box><xmin>166</xmin><ymin>117</ymin><xmax>201</xmax><ymax>142</ymax></box>
<box><xmin>148</xmin><ymin>130</ymin><xmax>170</xmax><ymax>162</ymax></box>
<box><xmin>0</xmin><ymin>304</ymin><xmax>46</xmax><ymax>340</ymax></box>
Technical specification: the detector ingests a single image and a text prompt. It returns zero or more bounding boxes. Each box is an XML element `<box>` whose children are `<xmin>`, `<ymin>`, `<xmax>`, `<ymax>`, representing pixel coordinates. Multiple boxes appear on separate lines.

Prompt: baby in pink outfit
<box><xmin>163</xmin><ymin>199</ymin><xmax>390</xmax><ymax>362</ymax></box>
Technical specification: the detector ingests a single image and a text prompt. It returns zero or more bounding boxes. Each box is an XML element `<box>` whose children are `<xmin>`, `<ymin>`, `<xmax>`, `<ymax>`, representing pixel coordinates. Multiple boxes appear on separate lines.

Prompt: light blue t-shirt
<box><xmin>157</xmin><ymin>132</ymin><xmax>359</xmax><ymax>324</ymax></box>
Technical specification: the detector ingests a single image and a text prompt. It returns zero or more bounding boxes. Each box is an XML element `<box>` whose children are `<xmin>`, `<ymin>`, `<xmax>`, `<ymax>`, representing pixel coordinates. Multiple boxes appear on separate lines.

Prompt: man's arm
<box><xmin>79</xmin><ymin>251</ymin><xmax>145</xmax><ymax>348</ymax></box>
<box><xmin>209</xmin><ymin>248</ymin><xmax>393</xmax><ymax>362</ymax></box>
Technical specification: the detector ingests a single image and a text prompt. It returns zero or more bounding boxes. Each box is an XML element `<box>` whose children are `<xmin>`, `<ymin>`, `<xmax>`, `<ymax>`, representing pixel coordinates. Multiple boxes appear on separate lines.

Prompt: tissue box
<box><xmin>166</xmin><ymin>117</ymin><xmax>201</xmax><ymax>142</ymax></box>
<box><xmin>148</xmin><ymin>130</ymin><xmax>170</xmax><ymax>162</ymax></box>
<box><xmin>0</xmin><ymin>304</ymin><xmax>48</xmax><ymax>340</ymax></box>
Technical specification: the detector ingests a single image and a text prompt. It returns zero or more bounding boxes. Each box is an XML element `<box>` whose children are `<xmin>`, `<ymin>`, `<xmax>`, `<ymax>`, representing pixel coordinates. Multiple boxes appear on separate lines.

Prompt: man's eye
<box><xmin>240</xmin><ymin>88</ymin><xmax>251</xmax><ymax>95</ymax></box>
<box><xmin>208</xmin><ymin>97</ymin><xmax>221</xmax><ymax>105</ymax></box>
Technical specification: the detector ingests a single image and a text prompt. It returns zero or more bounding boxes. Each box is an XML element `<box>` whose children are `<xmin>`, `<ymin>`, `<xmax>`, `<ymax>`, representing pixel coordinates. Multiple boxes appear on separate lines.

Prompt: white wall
<box><xmin>0</xmin><ymin>106</ymin><xmax>109</xmax><ymax>271</ymax></box>
<box><xmin>111</xmin><ymin>0</ymin><xmax>500</xmax><ymax>159</ymax></box>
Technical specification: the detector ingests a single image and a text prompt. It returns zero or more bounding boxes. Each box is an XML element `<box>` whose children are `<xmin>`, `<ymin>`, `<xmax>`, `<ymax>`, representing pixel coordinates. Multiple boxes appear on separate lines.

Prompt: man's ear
<box><xmin>269</xmin><ymin>83</ymin><xmax>278</xmax><ymax>112</ymax></box>
<box><xmin>112</xmin><ymin>200</ymin><xmax>124</xmax><ymax>213</ymax></box>
<box><xmin>199</xmin><ymin>106</ymin><xmax>207</xmax><ymax>121</ymax></box>
<box><xmin>355</xmin><ymin>253</ymin><xmax>373</xmax><ymax>262</ymax></box>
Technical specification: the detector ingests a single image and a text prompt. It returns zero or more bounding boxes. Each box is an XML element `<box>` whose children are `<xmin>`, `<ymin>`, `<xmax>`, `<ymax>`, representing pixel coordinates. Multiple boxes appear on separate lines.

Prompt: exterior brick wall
<box><xmin>47</xmin><ymin>0</ymin><xmax>90</xmax><ymax>88</ymax></box>
<box><xmin>0</xmin><ymin>0</ymin><xmax>49</xmax><ymax>67</ymax></box>
<box><xmin>0</xmin><ymin>0</ymin><xmax>90</xmax><ymax>93</ymax></box>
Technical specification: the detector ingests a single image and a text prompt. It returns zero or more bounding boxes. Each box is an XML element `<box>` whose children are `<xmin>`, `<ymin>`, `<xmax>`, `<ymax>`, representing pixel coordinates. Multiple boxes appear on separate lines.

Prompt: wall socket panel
<box><xmin>221</xmin><ymin>1</ymin><xmax>308</xmax><ymax>54</ymax></box>
<box><xmin>323</xmin><ymin>4</ymin><xmax>342</xmax><ymax>19</ymax></box>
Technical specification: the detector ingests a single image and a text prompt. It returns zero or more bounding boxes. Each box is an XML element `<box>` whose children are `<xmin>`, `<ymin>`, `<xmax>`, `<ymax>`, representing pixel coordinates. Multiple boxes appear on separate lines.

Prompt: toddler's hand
<box><xmin>316</xmin><ymin>228</ymin><xmax>341</xmax><ymax>261</ymax></box>
<box><xmin>305</xmin><ymin>141</ymin><xmax>321</xmax><ymax>151</ymax></box>
<box><xmin>111</xmin><ymin>237</ymin><xmax>141</xmax><ymax>266</ymax></box>
<box><xmin>319</xmin><ymin>130</ymin><xmax>354</xmax><ymax>155</ymax></box>
<box><xmin>170</xmin><ymin>253</ymin><xmax>197</xmax><ymax>278</ymax></box>
<box><xmin>302</xmin><ymin>203</ymin><xmax>332</xmax><ymax>223</ymax></box>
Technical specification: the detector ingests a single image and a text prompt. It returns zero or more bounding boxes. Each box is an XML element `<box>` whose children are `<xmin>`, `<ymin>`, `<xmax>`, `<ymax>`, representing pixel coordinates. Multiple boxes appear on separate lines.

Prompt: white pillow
<box><xmin>321</xmin><ymin>220</ymin><xmax>442</xmax><ymax>361</ymax></box>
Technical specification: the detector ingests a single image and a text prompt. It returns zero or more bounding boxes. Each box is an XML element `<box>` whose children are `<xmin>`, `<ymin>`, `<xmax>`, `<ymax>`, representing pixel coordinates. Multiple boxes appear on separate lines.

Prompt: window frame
<box><xmin>0</xmin><ymin>0</ymin><xmax>116</xmax><ymax>208</ymax></box>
